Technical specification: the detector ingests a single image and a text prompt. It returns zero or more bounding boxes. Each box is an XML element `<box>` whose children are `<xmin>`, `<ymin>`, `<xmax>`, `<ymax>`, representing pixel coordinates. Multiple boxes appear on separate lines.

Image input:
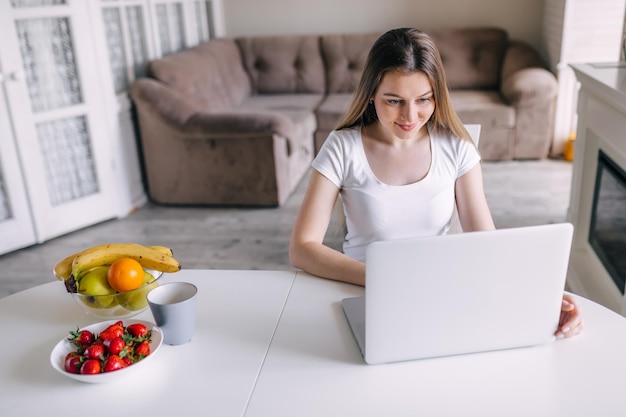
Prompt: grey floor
<box><xmin>0</xmin><ymin>159</ymin><xmax>573</xmax><ymax>299</ymax></box>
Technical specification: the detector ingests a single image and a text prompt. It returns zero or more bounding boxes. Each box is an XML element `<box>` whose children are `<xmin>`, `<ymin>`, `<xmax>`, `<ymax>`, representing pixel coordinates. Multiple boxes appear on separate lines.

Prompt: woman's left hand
<box><xmin>555</xmin><ymin>293</ymin><xmax>583</xmax><ymax>339</ymax></box>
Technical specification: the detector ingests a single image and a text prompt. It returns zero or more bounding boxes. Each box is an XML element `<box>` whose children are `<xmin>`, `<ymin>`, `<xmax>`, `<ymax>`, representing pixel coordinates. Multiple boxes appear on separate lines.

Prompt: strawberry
<box><xmin>134</xmin><ymin>340</ymin><xmax>150</xmax><ymax>358</ymax></box>
<box><xmin>64</xmin><ymin>352</ymin><xmax>82</xmax><ymax>374</ymax></box>
<box><xmin>98</xmin><ymin>321</ymin><xmax>124</xmax><ymax>340</ymax></box>
<box><xmin>67</xmin><ymin>329</ymin><xmax>93</xmax><ymax>348</ymax></box>
<box><xmin>83</xmin><ymin>341</ymin><xmax>105</xmax><ymax>360</ymax></box>
<box><xmin>103</xmin><ymin>355</ymin><xmax>128</xmax><ymax>372</ymax></box>
<box><xmin>80</xmin><ymin>359</ymin><xmax>101</xmax><ymax>374</ymax></box>
<box><xmin>104</xmin><ymin>336</ymin><xmax>128</xmax><ymax>356</ymax></box>
<box><xmin>126</xmin><ymin>323</ymin><xmax>148</xmax><ymax>338</ymax></box>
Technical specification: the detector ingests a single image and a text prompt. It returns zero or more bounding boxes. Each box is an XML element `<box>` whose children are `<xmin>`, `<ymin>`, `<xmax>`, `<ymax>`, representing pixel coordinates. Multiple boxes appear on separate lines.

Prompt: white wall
<box><xmin>223</xmin><ymin>0</ymin><xmax>547</xmax><ymax>56</ymax></box>
<box><xmin>543</xmin><ymin>0</ymin><xmax>626</xmax><ymax>155</ymax></box>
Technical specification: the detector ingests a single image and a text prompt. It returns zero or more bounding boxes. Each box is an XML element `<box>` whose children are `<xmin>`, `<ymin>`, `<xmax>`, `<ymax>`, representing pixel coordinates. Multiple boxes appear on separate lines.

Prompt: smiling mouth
<box><xmin>397</xmin><ymin>123</ymin><xmax>416</xmax><ymax>131</ymax></box>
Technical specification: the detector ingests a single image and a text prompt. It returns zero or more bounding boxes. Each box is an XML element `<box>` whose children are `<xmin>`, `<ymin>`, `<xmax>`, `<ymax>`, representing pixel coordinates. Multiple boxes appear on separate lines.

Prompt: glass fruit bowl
<box><xmin>67</xmin><ymin>269</ymin><xmax>163</xmax><ymax>320</ymax></box>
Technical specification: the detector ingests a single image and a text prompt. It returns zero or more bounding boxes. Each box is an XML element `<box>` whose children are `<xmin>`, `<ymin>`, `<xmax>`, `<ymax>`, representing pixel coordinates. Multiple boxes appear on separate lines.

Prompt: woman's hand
<box><xmin>555</xmin><ymin>293</ymin><xmax>583</xmax><ymax>339</ymax></box>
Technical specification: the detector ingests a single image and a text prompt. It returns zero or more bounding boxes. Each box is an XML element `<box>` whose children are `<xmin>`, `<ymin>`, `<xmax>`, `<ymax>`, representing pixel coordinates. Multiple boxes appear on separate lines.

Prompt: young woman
<box><xmin>289</xmin><ymin>28</ymin><xmax>582</xmax><ymax>338</ymax></box>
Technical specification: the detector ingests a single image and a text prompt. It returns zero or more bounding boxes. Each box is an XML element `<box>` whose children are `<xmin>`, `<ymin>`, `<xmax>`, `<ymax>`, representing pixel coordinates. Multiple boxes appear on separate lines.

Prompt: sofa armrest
<box><xmin>132</xmin><ymin>78</ymin><xmax>297</xmax><ymax>142</ymax></box>
<box><xmin>501</xmin><ymin>67</ymin><xmax>558</xmax><ymax>107</ymax></box>
<box><xmin>131</xmin><ymin>78</ymin><xmax>199</xmax><ymax>126</ymax></box>
<box><xmin>500</xmin><ymin>40</ymin><xmax>558</xmax><ymax>107</ymax></box>
<box><xmin>184</xmin><ymin>112</ymin><xmax>296</xmax><ymax>141</ymax></box>
<box><xmin>499</xmin><ymin>41</ymin><xmax>559</xmax><ymax>159</ymax></box>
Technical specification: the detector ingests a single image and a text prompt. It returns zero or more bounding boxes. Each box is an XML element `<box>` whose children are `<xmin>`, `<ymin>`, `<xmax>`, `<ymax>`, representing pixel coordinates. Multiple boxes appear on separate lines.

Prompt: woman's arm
<box><xmin>455</xmin><ymin>163</ymin><xmax>496</xmax><ymax>232</ymax></box>
<box><xmin>289</xmin><ymin>170</ymin><xmax>366</xmax><ymax>286</ymax></box>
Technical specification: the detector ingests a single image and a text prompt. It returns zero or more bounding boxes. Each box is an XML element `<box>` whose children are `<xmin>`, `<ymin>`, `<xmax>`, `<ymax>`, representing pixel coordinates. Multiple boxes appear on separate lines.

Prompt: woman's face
<box><xmin>371</xmin><ymin>70</ymin><xmax>435</xmax><ymax>141</ymax></box>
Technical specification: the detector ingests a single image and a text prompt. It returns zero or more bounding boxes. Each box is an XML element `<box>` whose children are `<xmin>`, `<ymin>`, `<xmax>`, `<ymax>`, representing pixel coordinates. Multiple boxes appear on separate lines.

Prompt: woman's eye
<box><xmin>419</xmin><ymin>97</ymin><xmax>431</xmax><ymax>103</ymax></box>
<box><xmin>387</xmin><ymin>99</ymin><xmax>401</xmax><ymax>105</ymax></box>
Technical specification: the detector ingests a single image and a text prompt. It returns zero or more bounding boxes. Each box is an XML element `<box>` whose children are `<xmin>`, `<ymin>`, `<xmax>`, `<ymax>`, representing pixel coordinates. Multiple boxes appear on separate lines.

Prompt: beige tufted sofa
<box><xmin>131</xmin><ymin>28</ymin><xmax>558</xmax><ymax>206</ymax></box>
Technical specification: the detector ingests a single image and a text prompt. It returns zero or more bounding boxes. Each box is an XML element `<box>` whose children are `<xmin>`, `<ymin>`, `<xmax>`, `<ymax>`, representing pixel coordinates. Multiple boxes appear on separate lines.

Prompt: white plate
<box><xmin>50</xmin><ymin>319</ymin><xmax>163</xmax><ymax>384</ymax></box>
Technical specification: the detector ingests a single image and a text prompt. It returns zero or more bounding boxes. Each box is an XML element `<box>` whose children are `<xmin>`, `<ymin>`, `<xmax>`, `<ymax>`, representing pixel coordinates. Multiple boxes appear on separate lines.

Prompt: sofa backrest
<box><xmin>147</xmin><ymin>39</ymin><xmax>251</xmax><ymax>111</ymax></box>
<box><xmin>145</xmin><ymin>28</ymin><xmax>516</xmax><ymax>109</ymax></box>
<box><xmin>430</xmin><ymin>28</ymin><xmax>508</xmax><ymax>90</ymax></box>
<box><xmin>236</xmin><ymin>35</ymin><xmax>326</xmax><ymax>95</ymax></box>
<box><xmin>320</xmin><ymin>32</ymin><xmax>381</xmax><ymax>94</ymax></box>
<box><xmin>320</xmin><ymin>28</ymin><xmax>509</xmax><ymax>93</ymax></box>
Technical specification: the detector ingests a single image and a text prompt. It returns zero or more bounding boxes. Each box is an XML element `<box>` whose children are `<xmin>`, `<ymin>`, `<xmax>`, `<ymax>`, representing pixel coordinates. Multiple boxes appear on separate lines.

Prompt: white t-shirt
<box><xmin>312</xmin><ymin>126</ymin><xmax>480</xmax><ymax>262</ymax></box>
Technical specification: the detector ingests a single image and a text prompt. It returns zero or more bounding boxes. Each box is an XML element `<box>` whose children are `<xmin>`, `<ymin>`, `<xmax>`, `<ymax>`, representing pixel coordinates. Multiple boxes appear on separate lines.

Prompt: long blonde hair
<box><xmin>336</xmin><ymin>28</ymin><xmax>473</xmax><ymax>144</ymax></box>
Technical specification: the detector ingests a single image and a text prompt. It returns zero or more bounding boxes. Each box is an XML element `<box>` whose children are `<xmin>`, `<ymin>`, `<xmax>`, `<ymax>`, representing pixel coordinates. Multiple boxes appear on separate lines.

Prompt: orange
<box><xmin>107</xmin><ymin>258</ymin><xmax>145</xmax><ymax>292</ymax></box>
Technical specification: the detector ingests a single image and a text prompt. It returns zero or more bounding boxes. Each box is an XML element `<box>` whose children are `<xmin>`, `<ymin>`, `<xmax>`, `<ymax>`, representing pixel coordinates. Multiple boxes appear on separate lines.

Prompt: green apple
<box><xmin>78</xmin><ymin>266</ymin><xmax>118</xmax><ymax>308</ymax></box>
<box><xmin>116</xmin><ymin>271</ymin><xmax>159</xmax><ymax>311</ymax></box>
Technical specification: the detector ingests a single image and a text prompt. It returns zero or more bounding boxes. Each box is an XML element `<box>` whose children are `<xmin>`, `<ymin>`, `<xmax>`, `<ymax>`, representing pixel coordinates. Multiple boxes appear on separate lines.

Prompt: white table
<box><xmin>1</xmin><ymin>270</ymin><xmax>626</xmax><ymax>416</ymax></box>
<box><xmin>0</xmin><ymin>270</ymin><xmax>295</xmax><ymax>416</ymax></box>
<box><xmin>247</xmin><ymin>273</ymin><xmax>626</xmax><ymax>417</ymax></box>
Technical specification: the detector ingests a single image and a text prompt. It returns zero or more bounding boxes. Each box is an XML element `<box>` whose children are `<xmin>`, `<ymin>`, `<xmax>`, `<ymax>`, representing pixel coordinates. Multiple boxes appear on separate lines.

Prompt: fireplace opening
<box><xmin>588</xmin><ymin>150</ymin><xmax>626</xmax><ymax>294</ymax></box>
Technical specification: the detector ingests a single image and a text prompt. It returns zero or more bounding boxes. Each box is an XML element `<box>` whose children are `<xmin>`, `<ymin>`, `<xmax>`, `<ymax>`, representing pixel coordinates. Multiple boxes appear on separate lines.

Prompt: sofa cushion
<box><xmin>237</xmin><ymin>94</ymin><xmax>321</xmax><ymax>156</ymax></box>
<box><xmin>320</xmin><ymin>33</ymin><xmax>381</xmax><ymax>93</ymax></box>
<box><xmin>449</xmin><ymin>90</ymin><xmax>515</xmax><ymax>128</ymax></box>
<box><xmin>315</xmin><ymin>93</ymin><xmax>353</xmax><ymax>130</ymax></box>
<box><xmin>431</xmin><ymin>28</ymin><xmax>508</xmax><ymax>90</ymax></box>
<box><xmin>148</xmin><ymin>39</ymin><xmax>251</xmax><ymax>111</ymax></box>
<box><xmin>236</xmin><ymin>35</ymin><xmax>325</xmax><ymax>94</ymax></box>
<box><xmin>238</xmin><ymin>94</ymin><xmax>323</xmax><ymax>113</ymax></box>
<box><xmin>313</xmin><ymin>93</ymin><xmax>353</xmax><ymax>152</ymax></box>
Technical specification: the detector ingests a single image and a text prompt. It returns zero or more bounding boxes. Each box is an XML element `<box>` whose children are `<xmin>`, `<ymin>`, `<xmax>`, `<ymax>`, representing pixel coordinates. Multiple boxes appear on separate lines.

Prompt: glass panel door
<box><xmin>100</xmin><ymin>1</ymin><xmax>153</xmax><ymax>93</ymax></box>
<box><xmin>153</xmin><ymin>1</ymin><xmax>186</xmax><ymax>56</ymax></box>
<box><xmin>94</xmin><ymin>0</ymin><xmax>156</xmax><ymax>212</ymax></box>
<box><xmin>194</xmin><ymin>0</ymin><xmax>214</xmax><ymax>43</ymax></box>
<box><xmin>0</xmin><ymin>1</ymin><xmax>117</xmax><ymax>243</ymax></box>
<box><xmin>0</xmin><ymin>64</ymin><xmax>37</xmax><ymax>255</ymax></box>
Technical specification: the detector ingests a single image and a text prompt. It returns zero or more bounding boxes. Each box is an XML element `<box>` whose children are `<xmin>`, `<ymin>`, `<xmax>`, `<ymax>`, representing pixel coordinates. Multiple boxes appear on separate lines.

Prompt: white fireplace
<box><xmin>567</xmin><ymin>63</ymin><xmax>626</xmax><ymax>316</ymax></box>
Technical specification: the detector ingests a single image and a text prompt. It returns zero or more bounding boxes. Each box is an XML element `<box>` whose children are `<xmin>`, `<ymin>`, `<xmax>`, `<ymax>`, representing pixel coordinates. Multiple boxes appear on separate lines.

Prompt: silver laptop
<box><xmin>342</xmin><ymin>223</ymin><xmax>574</xmax><ymax>365</ymax></box>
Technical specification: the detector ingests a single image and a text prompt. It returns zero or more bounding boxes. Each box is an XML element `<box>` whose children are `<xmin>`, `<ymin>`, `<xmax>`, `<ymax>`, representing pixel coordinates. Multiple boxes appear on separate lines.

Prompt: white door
<box><xmin>0</xmin><ymin>0</ymin><xmax>117</xmax><ymax>245</ymax></box>
<box><xmin>0</xmin><ymin>67</ymin><xmax>37</xmax><ymax>254</ymax></box>
<box><xmin>89</xmin><ymin>0</ymin><xmax>224</xmax><ymax>214</ymax></box>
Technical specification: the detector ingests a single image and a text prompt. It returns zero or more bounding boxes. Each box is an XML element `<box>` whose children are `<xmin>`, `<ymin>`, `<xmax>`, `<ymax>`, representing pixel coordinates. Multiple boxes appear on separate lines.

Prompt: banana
<box><xmin>148</xmin><ymin>245</ymin><xmax>175</xmax><ymax>257</ymax></box>
<box><xmin>70</xmin><ymin>243</ymin><xmax>181</xmax><ymax>280</ymax></box>
<box><xmin>53</xmin><ymin>244</ymin><xmax>178</xmax><ymax>281</ymax></box>
<box><xmin>53</xmin><ymin>251</ymin><xmax>82</xmax><ymax>280</ymax></box>
<box><xmin>53</xmin><ymin>244</ymin><xmax>109</xmax><ymax>281</ymax></box>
